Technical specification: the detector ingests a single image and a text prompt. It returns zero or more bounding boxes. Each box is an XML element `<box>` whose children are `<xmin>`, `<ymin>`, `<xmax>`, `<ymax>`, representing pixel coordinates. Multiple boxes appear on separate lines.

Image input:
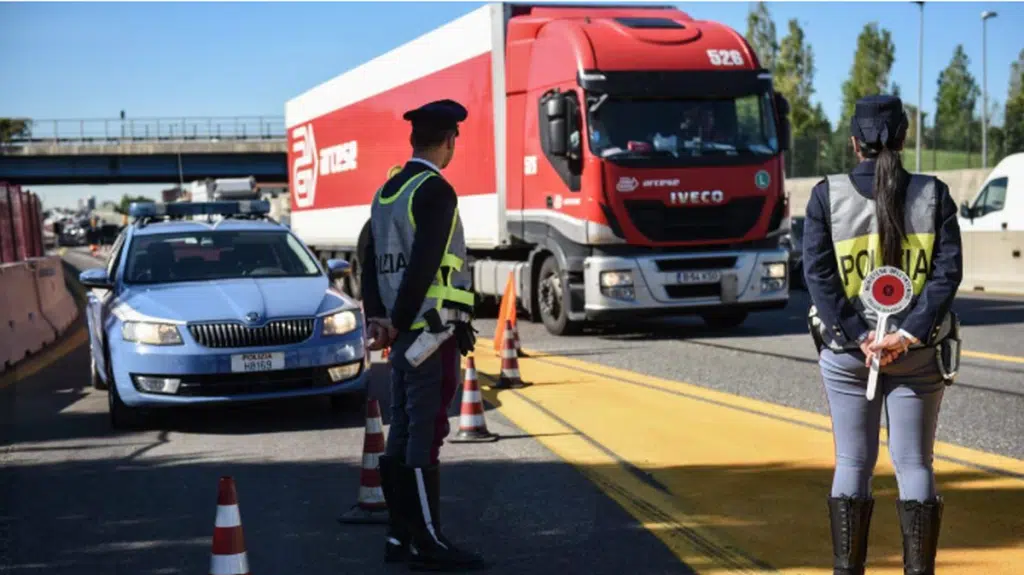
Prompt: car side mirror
<box><xmin>959</xmin><ymin>201</ymin><xmax>974</xmax><ymax>220</ymax></box>
<box><xmin>774</xmin><ymin>91</ymin><xmax>792</xmax><ymax>152</ymax></box>
<box><xmin>326</xmin><ymin>259</ymin><xmax>351</xmax><ymax>280</ymax></box>
<box><xmin>79</xmin><ymin>267</ymin><xmax>114</xmax><ymax>290</ymax></box>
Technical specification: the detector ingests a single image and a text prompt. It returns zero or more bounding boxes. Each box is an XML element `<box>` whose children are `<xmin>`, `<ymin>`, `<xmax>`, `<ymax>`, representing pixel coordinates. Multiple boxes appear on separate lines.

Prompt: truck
<box><xmin>187</xmin><ymin>177</ymin><xmax>259</xmax><ymax>203</ymax></box>
<box><xmin>285</xmin><ymin>2</ymin><xmax>793</xmax><ymax>335</ymax></box>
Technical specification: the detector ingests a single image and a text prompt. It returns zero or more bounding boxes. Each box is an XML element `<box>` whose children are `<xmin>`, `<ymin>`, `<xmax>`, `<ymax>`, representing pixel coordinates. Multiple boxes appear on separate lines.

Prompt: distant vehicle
<box><xmin>187</xmin><ymin>177</ymin><xmax>258</xmax><ymax>203</ymax></box>
<box><xmin>285</xmin><ymin>2</ymin><xmax>793</xmax><ymax>336</ymax></box>
<box><xmin>958</xmin><ymin>152</ymin><xmax>1022</xmax><ymax>232</ymax></box>
<box><xmin>78</xmin><ymin>200</ymin><xmax>368</xmax><ymax>429</ymax></box>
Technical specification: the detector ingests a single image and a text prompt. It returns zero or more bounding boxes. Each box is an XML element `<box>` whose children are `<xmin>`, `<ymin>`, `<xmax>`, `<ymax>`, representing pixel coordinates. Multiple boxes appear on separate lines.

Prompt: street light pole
<box><xmin>982</xmin><ymin>10</ymin><xmax>998</xmax><ymax>169</ymax></box>
<box><xmin>915</xmin><ymin>1</ymin><xmax>924</xmax><ymax>172</ymax></box>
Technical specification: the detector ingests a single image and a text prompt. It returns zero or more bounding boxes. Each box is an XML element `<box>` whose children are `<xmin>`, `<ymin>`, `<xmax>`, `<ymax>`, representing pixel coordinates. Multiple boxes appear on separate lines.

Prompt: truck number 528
<box><xmin>707</xmin><ymin>49</ymin><xmax>744</xmax><ymax>67</ymax></box>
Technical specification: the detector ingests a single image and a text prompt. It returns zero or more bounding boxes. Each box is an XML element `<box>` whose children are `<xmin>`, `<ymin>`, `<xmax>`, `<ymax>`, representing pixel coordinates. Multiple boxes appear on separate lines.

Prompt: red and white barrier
<box><xmin>0</xmin><ymin>256</ymin><xmax>78</xmax><ymax>373</ymax></box>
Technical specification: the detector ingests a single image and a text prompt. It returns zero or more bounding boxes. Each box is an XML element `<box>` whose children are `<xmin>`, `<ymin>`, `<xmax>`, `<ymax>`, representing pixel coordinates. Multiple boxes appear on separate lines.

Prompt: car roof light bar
<box><xmin>129</xmin><ymin>200</ymin><xmax>271</xmax><ymax>219</ymax></box>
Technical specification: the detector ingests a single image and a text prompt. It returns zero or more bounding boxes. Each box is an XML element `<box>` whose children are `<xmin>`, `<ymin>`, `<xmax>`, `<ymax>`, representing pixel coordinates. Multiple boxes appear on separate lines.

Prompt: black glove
<box><xmin>452</xmin><ymin>321</ymin><xmax>478</xmax><ymax>356</ymax></box>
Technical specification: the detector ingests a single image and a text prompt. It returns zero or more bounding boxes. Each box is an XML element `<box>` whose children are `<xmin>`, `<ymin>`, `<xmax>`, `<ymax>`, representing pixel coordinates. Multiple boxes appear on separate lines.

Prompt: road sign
<box><xmin>861</xmin><ymin>266</ymin><xmax>914</xmax><ymax>400</ymax></box>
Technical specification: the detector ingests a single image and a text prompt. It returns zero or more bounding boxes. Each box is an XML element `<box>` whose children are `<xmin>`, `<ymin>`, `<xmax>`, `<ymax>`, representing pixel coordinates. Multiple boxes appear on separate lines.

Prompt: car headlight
<box><xmin>121</xmin><ymin>321</ymin><xmax>183</xmax><ymax>345</ymax></box>
<box><xmin>322</xmin><ymin>310</ymin><xmax>358</xmax><ymax>336</ymax></box>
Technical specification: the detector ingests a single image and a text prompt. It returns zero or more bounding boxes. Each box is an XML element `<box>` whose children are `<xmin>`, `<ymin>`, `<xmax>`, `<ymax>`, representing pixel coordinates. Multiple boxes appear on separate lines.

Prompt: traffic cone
<box><xmin>338</xmin><ymin>398</ymin><xmax>389</xmax><ymax>524</ymax></box>
<box><xmin>494</xmin><ymin>320</ymin><xmax>524</xmax><ymax>389</ymax></box>
<box><xmin>449</xmin><ymin>356</ymin><xmax>498</xmax><ymax>443</ymax></box>
<box><xmin>381</xmin><ymin>347</ymin><xmax>390</xmax><ymax>362</ymax></box>
<box><xmin>511</xmin><ymin>321</ymin><xmax>527</xmax><ymax>358</ymax></box>
<box><xmin>210</xmin><ymin>476</ymin><xmax>250</xmax><ymax>575</ymax></box>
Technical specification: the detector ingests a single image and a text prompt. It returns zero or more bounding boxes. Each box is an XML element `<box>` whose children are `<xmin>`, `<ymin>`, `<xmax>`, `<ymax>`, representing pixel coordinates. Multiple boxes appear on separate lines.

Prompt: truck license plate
<box><xmin>231</xmin><ymin>352</ymin><xmax>285</xmax><ymax>373</ymax></box>
<box><xmin>676</xmin><ymin>271</ymin><xmax>721</xmax><ymax>284</ymax></box>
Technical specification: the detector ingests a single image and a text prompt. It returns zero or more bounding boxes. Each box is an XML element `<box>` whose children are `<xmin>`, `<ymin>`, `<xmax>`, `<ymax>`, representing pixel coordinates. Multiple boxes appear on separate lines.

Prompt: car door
<box><xmin>91</xmin><ymin>231</ymin><xmax>127</xmax><ymax>378</ymax></box>
<box><xmin>960</xmin><ymin>176</ymin><xmax>1009</xmax><ymax>232</ymax></box>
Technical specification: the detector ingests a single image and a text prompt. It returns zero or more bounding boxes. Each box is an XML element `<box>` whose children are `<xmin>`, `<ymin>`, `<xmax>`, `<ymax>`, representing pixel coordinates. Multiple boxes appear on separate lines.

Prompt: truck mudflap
<box><xmin>581</xmin><ymin>248</ymin><xmax>789</xmax><ymax>320</ymax></box>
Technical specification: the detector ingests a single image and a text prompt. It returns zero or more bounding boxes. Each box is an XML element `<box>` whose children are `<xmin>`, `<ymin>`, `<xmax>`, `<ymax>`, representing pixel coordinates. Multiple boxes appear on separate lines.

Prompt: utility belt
<box><xmin>807</xmin><ymin>307</ymin><xmax>962</xmax><ymax>385</ymax></box>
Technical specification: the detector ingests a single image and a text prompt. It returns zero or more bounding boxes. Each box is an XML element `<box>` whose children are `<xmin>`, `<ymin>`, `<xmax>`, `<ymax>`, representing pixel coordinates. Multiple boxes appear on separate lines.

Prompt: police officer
<box><xmin>803</xmin><ymin>95</ymin><xmax>962</xmax><ymax>575</ymax></box>
<box><xmin>360</xmin><ymin>99</ymin><xmax>484</xmax><ymax>572</ymax></box>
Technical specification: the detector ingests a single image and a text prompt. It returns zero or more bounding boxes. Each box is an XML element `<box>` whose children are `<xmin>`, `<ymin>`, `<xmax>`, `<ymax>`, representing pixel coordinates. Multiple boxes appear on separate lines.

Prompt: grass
<box><xmin>900</xmin><ymin>148</ymin><xmax>1003</xmax><ymax>172</ymax></box>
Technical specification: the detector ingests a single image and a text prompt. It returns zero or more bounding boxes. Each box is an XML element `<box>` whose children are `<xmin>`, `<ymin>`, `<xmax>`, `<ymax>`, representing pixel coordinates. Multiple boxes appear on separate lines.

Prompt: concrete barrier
<box><xmin>0</xmin><ymin>255</ymin><xmax>79</xmax><ymax>373</ymax></box>
<box><xmin>786</xmin><ymin>168</ymin><xmax>991</xmax><ymax>217</ymax></box>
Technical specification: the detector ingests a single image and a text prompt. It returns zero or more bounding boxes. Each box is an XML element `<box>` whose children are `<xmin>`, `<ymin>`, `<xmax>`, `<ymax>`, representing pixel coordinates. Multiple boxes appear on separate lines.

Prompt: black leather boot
<box><xmin>379</xmin><ymin>455</ymin><xmax>410</xmax><ymax>563</ymax></box>
<box><xmin>897</xmin><ymin>497</ymin><xmax>943</xmax><ymax>575</ymax></box>
<box><xmin>402</xmin><ymin>463</ymin><xmax>486</xmax><ymax>572</ymax></box>
<box><xmin>828</xmin><ymin>496</ymin><xmax>874</xmax><ymax>575</ymax></box>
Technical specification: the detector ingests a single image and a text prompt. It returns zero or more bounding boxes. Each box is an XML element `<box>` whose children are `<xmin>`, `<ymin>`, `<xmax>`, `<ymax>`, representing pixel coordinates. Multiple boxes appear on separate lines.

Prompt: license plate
<box><xmin>676</xmin><ymin>271</ymin><xmax>721</xmax><ymax>284</ymax></box>
<box><xmin>230</xmin><ymin>352</ymin><xmax>285</xmax><ymax>373</ymax></box>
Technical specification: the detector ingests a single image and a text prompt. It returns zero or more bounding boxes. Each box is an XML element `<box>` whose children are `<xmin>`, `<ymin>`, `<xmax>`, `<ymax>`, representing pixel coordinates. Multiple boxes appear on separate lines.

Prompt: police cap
<box><xmin>402</xmin><ymin>99</ymin><xmax>468</xmax><ymax>132</ymax></box>
<box><xmin>850</xmin><ymin>94</ymin><xmax>908</xmax><ymax>149</ymax></box>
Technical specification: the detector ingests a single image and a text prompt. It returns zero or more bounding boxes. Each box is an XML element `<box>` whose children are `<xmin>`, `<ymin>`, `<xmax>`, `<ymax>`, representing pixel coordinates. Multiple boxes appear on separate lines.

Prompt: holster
<box><xmin>934</xmin><ymin>310</ymin><xmax>962</xmax><ymax>385</ymax></box>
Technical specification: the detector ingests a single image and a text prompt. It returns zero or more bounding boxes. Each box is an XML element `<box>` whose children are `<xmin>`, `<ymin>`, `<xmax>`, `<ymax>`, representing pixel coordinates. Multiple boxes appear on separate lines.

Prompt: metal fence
<box><xmin>7</xmin><ymin>116</ymin><xmax>286</xmax><ymax>145</ymax></box>
<box><xmin>786</xmin><ymin>131</ymin><xmax>1016</xmax><ymax>179</ymax></box>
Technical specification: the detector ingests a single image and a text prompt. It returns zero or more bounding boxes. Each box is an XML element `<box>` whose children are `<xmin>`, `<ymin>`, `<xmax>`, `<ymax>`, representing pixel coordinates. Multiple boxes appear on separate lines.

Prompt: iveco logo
<box><xmin>643</xmin><ymin>178</ymin><xmax>680</xmax><ymax>188</ymax></box>
<box><xmin>670</xmin><ymin>190</ymin><xmax>725</xmax><ymax>205</ymax></box>
<box><xmin>245</xmin><ymin>312</ymin><xmax>261</xmax><ymax>323</ymax></box>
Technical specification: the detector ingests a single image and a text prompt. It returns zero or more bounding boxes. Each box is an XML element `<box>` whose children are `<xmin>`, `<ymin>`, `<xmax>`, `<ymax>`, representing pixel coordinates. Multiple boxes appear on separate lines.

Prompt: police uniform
<box><xmin>360</xmin><ymin>99</ymin><xmax>484</xmax><ymax>571</ymax></box>
<box><xmin>803</xmin><ymin>95</ymin><xmax>963</xmax><ymax>575</ymax></box>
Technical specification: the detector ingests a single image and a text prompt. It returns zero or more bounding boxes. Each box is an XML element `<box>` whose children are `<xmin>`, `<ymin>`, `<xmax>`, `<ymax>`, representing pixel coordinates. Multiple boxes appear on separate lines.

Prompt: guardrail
<box><xmin>4</xmin><ymin>116</ymin><xmax>286</xmax><ymax>145</ymax></box>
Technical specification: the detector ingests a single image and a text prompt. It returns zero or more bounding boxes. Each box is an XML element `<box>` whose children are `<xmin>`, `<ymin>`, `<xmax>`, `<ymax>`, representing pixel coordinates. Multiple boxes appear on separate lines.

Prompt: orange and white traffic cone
<box><xmin>338</xmin><ymin>398</ymin><xmax>389</xmax><ymax>524</ymax></box>
<box><xmin>449</xmin><ymin>356</ymin><xmax>498</xmax><ymax>443</ymax></box>
<box><xmin>381</xmin><ymin>347</ymin><xmax>390</xmax><ymax>362</ymax></box>
<box><xmin>210</xmin><ymin>476</ymin><xmax>250</xmax><ymax>575</ymax></box>
<box><xmin>494</xmin><ymin>319</ymin><xmax>524</xmax><ymax>389</ymax></box>
<box><xmin>511</xmin><ymin>321</ymin><xmax>527</xmax><ymax>358</ymax></box>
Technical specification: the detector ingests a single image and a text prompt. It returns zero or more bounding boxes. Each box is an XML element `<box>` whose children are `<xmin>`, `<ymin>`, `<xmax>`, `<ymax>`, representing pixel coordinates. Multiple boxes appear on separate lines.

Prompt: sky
<box><xmin>2</xmin><ymin>0</ymin><xmax>1022</xmax><ymax>209</ymax></box>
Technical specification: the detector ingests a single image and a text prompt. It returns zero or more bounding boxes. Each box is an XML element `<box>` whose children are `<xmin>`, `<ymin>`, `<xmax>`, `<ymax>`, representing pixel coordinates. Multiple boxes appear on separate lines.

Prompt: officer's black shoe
<box><xmin>828</xmin><ymin>496</ymin><xmax>874</xmax><ymax>575</ymax></box>
<box><xmin>379</xmin><ymin>455</ymin><xmax>411</xmax><ymax>563</ymax></box>
<box><xmin>403</xmin><ymin>464</ymin><xmax>486</xmax><ymax>572</ymax></box>
<box><xmin>897</xmin><ymin>497</ymin><xmax>943</xmax><ymax>575</ymax></box>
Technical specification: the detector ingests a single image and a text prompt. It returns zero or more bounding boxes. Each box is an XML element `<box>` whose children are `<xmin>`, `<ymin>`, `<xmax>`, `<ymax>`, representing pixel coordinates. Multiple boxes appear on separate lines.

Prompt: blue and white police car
<box><xmin>79</xmin><ymin>200</ymin><xmax>368</xmax><ymax>429</ymax></box>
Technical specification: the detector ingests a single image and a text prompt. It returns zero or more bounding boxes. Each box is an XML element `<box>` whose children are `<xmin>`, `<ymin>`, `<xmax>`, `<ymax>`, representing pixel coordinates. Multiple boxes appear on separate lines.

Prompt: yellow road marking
<box><xmin>962</xmin><ymin>349</ymin><xmax>1024</xmax><ymax>365</ymax></box>
<box><xmin>474</xmin><ymin>338</ymin><xmax>1024</xmax><ymax>575</ymax></box>
<box><xmin>0</xmin><ymin>326</ymin><xmax>88</xmax><ymax>390</ymax></box>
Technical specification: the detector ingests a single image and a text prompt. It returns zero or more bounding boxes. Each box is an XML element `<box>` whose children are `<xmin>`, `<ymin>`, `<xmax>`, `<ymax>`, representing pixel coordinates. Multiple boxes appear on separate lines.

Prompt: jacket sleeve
<box><xmin>359</xmin><ymin>224</ymin><xmax>386</xmax><ymax>319</ymax></box>
<box><xmin>802</xmin><ymin>179</ymin><xmax>871</xmax><ymax>346</ymax></box>
<box><xmin>899</xmin><ymin>180</ymin><xmax>963</xmax><ymax>342</ymax></box>
<box><xmin>389</xmin><ymin>177</ymin><xmax>458</xmax><ymax>332</ymax></box>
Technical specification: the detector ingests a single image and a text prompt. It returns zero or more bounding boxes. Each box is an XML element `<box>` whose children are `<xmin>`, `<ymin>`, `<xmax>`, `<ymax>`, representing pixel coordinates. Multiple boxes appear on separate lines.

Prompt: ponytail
<box><xmin>872</xmin><ymin>147</ymin><xmax>909</xmax><ymax>268</ymax></box>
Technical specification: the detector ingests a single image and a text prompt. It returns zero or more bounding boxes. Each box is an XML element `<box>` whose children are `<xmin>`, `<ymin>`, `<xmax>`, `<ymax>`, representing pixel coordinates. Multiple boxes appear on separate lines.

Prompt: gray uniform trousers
<box><xmin>819</xmin><ymin>347</ymin><xmax>945</xmax><ymax>502</ymax></box>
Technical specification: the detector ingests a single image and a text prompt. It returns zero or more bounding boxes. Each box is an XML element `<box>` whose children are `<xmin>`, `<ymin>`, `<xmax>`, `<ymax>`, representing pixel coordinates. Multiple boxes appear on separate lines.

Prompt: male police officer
<box><xmin>360</xmin><ymin>99</ymin><xmax>484</xmax><ymax>572</ymax></box>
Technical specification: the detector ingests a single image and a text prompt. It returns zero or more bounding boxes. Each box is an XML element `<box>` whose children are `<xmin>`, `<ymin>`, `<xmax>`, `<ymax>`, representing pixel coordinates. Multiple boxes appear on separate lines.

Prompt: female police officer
<box><xmin>803</xmin><ymin>95</ymin><xmax>963</xmax><ymax>575</ymax></box>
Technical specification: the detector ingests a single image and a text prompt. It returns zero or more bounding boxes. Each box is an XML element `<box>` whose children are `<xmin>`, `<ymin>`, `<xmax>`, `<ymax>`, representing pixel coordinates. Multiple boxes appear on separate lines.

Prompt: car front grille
<box><xmin>623</xmin><ymin>197</ymin><xmax>766</xmax><ymax>243</ymax></box>
<box><xmin>188</xmin><ymin>319</ymin><xmax>315</xmax><ymax>348</ymax></box>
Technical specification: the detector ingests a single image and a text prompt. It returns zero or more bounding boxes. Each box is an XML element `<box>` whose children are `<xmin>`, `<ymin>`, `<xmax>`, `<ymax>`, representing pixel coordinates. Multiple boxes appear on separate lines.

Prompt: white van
<box><xmin>958</xmin><ymin>152</ymin><xmax>1024</xmax><ymax>232</ymax></box>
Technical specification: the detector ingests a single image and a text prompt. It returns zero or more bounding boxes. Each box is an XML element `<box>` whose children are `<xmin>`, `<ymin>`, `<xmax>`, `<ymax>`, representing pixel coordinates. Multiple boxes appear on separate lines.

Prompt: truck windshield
<box><xmin>123</xmin><ymin>230</ymin><xmax>322</xmax><ymax>284</ymax></box>
<box><xmin>588</xmin><ymin>91</ymin><xmax>779</xmax><ymax>163</ymax></box>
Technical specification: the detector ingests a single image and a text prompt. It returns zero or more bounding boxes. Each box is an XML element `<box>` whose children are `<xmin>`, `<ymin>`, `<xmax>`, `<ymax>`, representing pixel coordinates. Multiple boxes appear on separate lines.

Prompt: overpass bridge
<box><xmin>0</xmin><ymin>116</ymin><xmax>288</xmax><ymax>185</ymax></box>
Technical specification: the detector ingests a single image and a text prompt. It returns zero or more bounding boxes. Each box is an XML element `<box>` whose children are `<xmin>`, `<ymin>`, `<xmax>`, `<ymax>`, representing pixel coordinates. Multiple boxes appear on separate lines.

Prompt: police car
<box><xmin>78</xmin><ymin>200</ymin><xmax>368</xmax><ymax>429</ymax></box>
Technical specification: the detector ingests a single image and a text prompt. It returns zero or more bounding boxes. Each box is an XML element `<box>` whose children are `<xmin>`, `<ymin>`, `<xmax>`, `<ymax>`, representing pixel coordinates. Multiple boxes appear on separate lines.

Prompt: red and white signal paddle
<box><xmin>860</xmin><ymin>266</ymin><xmax>914</xmax><ymax>400</ymax></box>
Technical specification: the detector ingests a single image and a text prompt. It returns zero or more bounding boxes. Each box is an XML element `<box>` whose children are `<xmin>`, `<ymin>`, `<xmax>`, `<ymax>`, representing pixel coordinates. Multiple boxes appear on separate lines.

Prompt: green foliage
<box><xmin>0</xmin><ymin>118</ymin><xmax>32</xmax><ymax>143</ymax></box>
<box><xmin>1005</xmin><ymin>49</ymin><xmax>1024</xmax><ymax>154</ymax></box>
<box><xmin>116</xmin><ymin>194</ymin><xmax>155</xmax><ymax>214</ymax></box>
<box><xmin>935</xmin><ymin>45</ymin><xmax>981</xmax><ymax>149</ymax></box>
<box><xmin>744</xmin><ymin>2</ymin><xmax>778</xmax><ymax>71</ymax></box>
<box><xmin>840</xmin><ymin>23</ymin><xmax>896</xmax><ymax>125</ymax></box>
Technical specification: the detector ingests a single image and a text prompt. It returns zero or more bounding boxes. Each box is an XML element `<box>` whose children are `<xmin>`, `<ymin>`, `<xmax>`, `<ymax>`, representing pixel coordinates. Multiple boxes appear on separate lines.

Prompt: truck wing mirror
<box><xmin>548</xmin><ymin>118</ymin><xmax>568</xmax><ymax>156</ymax></box>
<box><xmin>545</xmin><ymin>94</ymin><xmax>566</xmax><ymax>119</ymax></box>
<box><xmin>774</xmin><ymin>91</ymin><xmax>791</xmax><ymax>152</ymax></box>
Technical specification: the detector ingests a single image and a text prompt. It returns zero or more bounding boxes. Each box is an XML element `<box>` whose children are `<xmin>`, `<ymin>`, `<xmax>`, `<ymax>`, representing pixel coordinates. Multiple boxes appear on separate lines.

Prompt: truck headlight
<box><xmin>763</xmin><ymin>262</ymin><xmax>787</xmax><ymax>279</ymax></box>
<box><xmin>600</xmin><ymin>270</ymin><xmax>635</xmax><ymax>300</ymax></box>
<box><xmin>322</xmin><ymin>310</ymin><xmax>357</xmax><ymax>336</ymax></box>
<box><xmin>761</xmin><ymin>262</ymin><xmax>787</xmax><ymax>293</ymax></box>
<box><xmin>121</xmin><ymin>322</ymin><xmax>183</xmax><ymax>345</ymax></box>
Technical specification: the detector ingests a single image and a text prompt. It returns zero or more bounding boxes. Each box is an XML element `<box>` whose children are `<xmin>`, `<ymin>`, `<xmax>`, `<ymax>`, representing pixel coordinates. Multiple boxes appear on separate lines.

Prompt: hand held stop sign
<box><xmin>861</xmin><ymin>266</ymin><xmax>914</xmax><ymax>401</ymax></box>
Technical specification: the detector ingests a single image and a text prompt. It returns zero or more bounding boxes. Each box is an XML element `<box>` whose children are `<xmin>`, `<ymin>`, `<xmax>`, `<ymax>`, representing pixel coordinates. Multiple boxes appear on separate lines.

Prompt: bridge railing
<box><xmin>6</xmin><ymin>116</ymin><xmax>286</xmax><ymax>145</ymax></box>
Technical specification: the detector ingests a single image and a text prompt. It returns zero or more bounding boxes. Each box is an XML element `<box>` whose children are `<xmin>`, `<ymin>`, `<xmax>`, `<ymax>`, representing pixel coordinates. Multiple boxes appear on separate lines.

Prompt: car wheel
<box><xmin>701</xmin><ymin>310</ymin><xmax>749</xmax><ymax>330</ymax></box>
<box><xmin>537</xmin><ymin>256</ymin><xmax>581</xmax><ymax>336</ymax></box>
<box><xmin>108</xmin><ymin>377</ymin><xmax>142</xmax><ymax>430</ymax></box>
<box><xmin>91</xmin><ymin>353</ymin><xmax>108</xmax><ymax>391</ymax></box>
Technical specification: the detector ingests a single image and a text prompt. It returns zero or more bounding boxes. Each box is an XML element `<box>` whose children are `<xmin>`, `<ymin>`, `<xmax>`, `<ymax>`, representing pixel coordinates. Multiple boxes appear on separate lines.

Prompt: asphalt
<box><xmin>0</xmin><ymin>248</ymin><xmax>1021</xmax><ymax>574</ymax></box>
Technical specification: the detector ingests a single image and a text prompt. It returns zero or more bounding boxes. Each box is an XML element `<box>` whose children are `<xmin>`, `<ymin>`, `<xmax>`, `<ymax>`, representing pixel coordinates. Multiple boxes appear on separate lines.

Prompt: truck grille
<box><xmin>623</xmin><ymin>197</ymin><xmax>766</xmax><ymax>243</ymax></box>
<box><xmin>188</xmin><ymin>319</ymin><xmax>315</xmax><ymax>348</ymax></box>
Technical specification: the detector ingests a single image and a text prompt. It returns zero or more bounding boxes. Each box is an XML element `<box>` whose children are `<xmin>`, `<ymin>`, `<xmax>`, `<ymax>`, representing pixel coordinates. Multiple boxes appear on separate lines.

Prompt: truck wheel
<box><xmin>538</xmin><ymin>256</ymin><xmax>580</xmax><ymax>336</ymax></box>
<box><xmin>701</xmin><ymin>310</ymin><xmax>749</xmax><ymax>330</ymax></box>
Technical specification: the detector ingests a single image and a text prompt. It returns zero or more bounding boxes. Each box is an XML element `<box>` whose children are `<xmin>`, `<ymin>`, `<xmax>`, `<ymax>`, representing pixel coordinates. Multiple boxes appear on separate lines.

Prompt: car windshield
<box><xmin>124</xmin><ymin>230</ymin><xmax>321</xmax><ymax>284</ymax></box>
<box><xmin>588</xmin><ymin>91</ymin><xmax>779</xmax><ymax>161</ymax></box>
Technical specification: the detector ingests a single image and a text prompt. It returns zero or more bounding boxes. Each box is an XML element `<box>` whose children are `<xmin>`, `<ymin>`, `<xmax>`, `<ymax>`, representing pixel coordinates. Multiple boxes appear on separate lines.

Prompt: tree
<box><xmin>0</xmin><ymin>118</ymin><xmax>32</xmax><ymax>144</ymax></box>
<box><xmin>744</xmin><ymin>2</ymin><xmax>778</xmax><ymax>71</ymax></box>
<box><xmin>116</xmin><ymin>195</ymin><xmax>155</xmax><ymax>214</ymax></box>
<box><xmin>773</xmin><ymin>19</ymin><xmax>831</xmax><ymax>176</ymax></box>
<box><xmin>935</xmin><ymin>45</ymin><xmax>981</xmax><ymax>150</ymax></box>
<box><xmin>1005</xmin><ymin>49</ymin><xmax>1024</xmax><ymax>154</ymax></box>
<box><xmin>840</xmin><ymin>23</ymin><xmax>896</xmax><ymax>124</ymax></box>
